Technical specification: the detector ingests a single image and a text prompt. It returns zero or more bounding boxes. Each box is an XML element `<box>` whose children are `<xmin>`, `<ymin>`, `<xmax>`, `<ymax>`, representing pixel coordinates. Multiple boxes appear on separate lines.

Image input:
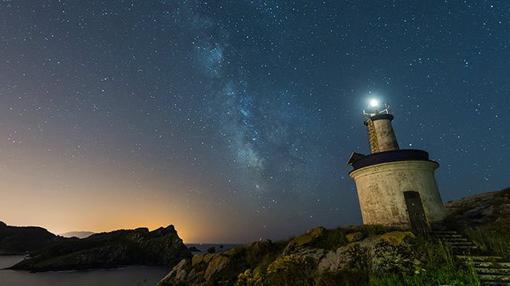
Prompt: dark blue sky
<box><xmin>0</xmin><ymin>0</ymin><xmax>508</xmax><ymax>242</ymax></box>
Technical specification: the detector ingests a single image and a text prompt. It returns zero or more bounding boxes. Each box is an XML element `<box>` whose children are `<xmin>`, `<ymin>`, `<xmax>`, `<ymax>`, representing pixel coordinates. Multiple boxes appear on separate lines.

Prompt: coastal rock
<box><xmin>159</xmin><ymin>228</ymin><xmax>416</xmax><ymax>286</ymax></box>
<box><xmin>317</xmin><ymin>231</ymin><xmax>415</xmax><ymax>274</ymax></box>
<box><xmin>0</xmin><ymin>221</ymin><xmax>62</xmax><ymax>254</ymax></box>
<box><xmin>263</xmin><ymin>254</ymin><xmax>317</xmax><ymax>285</ymax></box>
<box><xmin>363</xmin><ymin>231</ymin><xmax>416</xmax><ymax>273</ymax></box>
<box><xmin>10</xmin><ymin>225</ymin><xmax>190</xmax><ymax>272</ymax></box>
<box><xmin>160</xmin><ymin>258</ymin><xmax>191</xmax><ymax>282</ymax></box>
<box><xmin>158</xmin><ymin>239</ymin><xmax>281</xmax><ymax>286</ymax></box>
<box><xmin>283</xmin><ymin>226</ymin><xmax>326</xmax><ymax>253</ymax></box>
<box><xmin>159</xmin><ymin>188</ymin><xmax>510</xmax><ymax>285</ymax></box>
<box><xmin>346</xmin><ymin>231</ymin><xmax>364</xmax><ymax>242</ymax></box>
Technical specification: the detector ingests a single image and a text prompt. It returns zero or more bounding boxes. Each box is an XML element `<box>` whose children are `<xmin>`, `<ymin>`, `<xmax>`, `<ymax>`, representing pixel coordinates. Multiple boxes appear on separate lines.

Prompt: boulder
<box><xmin>346</xmin><ymin>232</ymin><xmax>364</xmax><ymax>243</ymax></box>
<box><xmin>318</xmin><ymin>231</ymin><xmax>416</xmax><ymax>274</ymax></box>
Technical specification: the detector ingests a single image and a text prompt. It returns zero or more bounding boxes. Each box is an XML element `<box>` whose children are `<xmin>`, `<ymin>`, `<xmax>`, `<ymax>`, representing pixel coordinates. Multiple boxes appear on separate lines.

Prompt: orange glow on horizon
<box><xmin>0</xmin><ymin>142</ymin><xmax>233</xmax><ymax>243</ymax></box>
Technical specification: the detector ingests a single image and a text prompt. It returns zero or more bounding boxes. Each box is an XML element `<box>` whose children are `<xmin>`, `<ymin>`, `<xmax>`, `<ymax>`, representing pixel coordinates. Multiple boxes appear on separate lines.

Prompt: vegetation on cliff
<box><xmin>159</xmin><ymin>188</ymin><xmax>510</xmax><ymax>286</ymax></box>
<box><xmin>159</xmin><ymin>226</ymin><xmax>480</xmax><ymax>286</ymax></box>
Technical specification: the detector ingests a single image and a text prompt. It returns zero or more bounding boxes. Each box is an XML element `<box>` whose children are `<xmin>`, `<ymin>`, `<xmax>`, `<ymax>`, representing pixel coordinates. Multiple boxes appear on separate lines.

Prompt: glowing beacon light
<box><xmin>363</xmin><ymin>98</ymin><xmax>390</xmax><ymax>119</ymax></box>
<box><xmin>368</xmin><ymin>98</ymin><xmax>380</xmax><ymax>108</ymax></box>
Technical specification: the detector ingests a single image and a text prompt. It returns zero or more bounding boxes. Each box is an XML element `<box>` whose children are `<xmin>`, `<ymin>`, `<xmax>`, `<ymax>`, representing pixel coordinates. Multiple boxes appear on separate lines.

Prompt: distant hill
<box><xmin>60</xmin><ymin>231</ymin><xmax>94</xmax><ymax>239</ymax></box>
<box><xmin>0</xmin><ymin>221</ymin><xmax>62</xmax><ymax>254</ymax></box>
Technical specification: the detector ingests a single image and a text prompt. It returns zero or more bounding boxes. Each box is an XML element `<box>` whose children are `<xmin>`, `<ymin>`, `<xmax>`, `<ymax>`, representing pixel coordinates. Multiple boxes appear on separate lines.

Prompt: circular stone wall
<box><xmin>349</xmin><ymin>160</ymin><xmax>447</xmax><ymax>227</ymax></box>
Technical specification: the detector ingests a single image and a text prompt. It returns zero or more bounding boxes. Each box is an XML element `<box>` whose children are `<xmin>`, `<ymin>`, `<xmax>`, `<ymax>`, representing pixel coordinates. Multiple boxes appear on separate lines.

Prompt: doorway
<box><xmin>403</xmin><ymin>191</ymin><xmax>430</xmax><ymax>235</ymax></box>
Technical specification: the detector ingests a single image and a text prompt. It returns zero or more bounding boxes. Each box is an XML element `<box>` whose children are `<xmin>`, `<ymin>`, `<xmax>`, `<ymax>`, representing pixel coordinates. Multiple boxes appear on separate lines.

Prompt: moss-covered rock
<box><xmin>317</xmin><ymin>231</ymin><xmax>416</xmax><ymax>275</ymax></box>
<box><xmin>158</xmin><ymin>188</ymin><xmax>510</xmax><ymax>285</ymax></box>
<box><xmin>264</xmin><ymin>255</ymin><xmax>316</xmax><ymax>285</ymax></box>
<box><xmin>364</xmin><ymin>231</ymin><xmax>416</xmax><ymax>273</ymax></box>
<box><xmin>159</xmin><ymin>229</ymin><xmax>420</xmax><ymax>285</ymax></box>
<box><xmin>159</xmin><ymin>240</ymin><xmax>285</xmax><ymax>286</ymax></box>
<box><xmin>283</xmin><ymin>226</ymin><xmax>347</xmax><ymax>255</ymax></box>
<box><xmin>346</xmin><ymin>232</ymin><xmax>364</xmax><ymax>243</ymax></box>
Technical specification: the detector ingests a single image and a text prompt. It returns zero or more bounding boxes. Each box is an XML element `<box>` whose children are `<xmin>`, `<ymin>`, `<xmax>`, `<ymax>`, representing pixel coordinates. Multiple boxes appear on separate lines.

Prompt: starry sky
<box><xmin>0</xmin><ymin>0</ymin><xmax>509</xmax><ymax>243</ymax></box>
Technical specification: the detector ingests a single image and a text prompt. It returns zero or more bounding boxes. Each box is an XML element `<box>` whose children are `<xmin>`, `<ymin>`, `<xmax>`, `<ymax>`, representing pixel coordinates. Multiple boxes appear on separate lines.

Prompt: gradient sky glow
<box><xmin>1</xmin><ymin>1</ymin><xmax>509</xmax><ymax>243</ymax></box>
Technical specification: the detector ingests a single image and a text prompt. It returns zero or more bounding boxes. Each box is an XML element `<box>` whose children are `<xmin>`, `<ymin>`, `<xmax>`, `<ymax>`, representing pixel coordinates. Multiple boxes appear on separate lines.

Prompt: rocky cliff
<box><xmin>158</xmin><ymin>226</ymin><xmax>478</xmax><ymax>285</ymax></box>
<box><xmin>10</xmin><ymin>225</ymin><xmax>191</xmax><ymax>272</ymax></box>
<box><xmin>0</xmin><ymin>221</ymin><xmax>62</xmax><ymax>254</ymax></box>
<box><xmin>159</xmin><ymin>188</ymin><xmax>510</xmax><ymax>286</ymax></box>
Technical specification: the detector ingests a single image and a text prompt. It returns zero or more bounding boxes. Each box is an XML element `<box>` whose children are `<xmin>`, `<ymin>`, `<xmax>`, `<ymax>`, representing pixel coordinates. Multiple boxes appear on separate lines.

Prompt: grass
<box><xmin>464</xmin><ymin>227</ymin><xmax>510</xmax><ymax>259</ymax></box>
<box><xmin>370</xmin><ymin>236</ymin><xmax>480</xmax><ymax>286</ymax></box>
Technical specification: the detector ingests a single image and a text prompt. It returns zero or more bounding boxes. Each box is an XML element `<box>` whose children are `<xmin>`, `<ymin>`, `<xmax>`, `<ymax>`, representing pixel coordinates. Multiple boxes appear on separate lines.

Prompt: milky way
<box><xmin>0</xmin><ymin>1</ymin><xmax>509</xmax><ymax>242</ymax></box>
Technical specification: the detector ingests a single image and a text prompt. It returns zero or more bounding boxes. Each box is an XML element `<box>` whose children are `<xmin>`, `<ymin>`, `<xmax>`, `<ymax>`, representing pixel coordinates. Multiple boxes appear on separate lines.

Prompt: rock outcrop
<box><xmin>445</xmin><ymin>187</ymin><xmax>510</xmax><ymax>264</ymax></box>
<box><xmin>10</xmin><ymin>225</ymin><xmax>191</xmax><ymax>272</ymax></box>
<box><xmin>0</xmin><ymin>221</ymin><xmax>62</xmax><ymax>254</ymax></box>
<box><xmin>445</xmin><ymin>187</ymin><xmax>510</xmax><ymax>232</ymax></box>
<box><xmin>158</xmin><ymin>227</ymin><xmax>418</xmax><ymax>286</ymax></box>
<box><xmin>159</xmin><ymin>188</ymin><xmax>510</xmax><ymax>285</ymax></box>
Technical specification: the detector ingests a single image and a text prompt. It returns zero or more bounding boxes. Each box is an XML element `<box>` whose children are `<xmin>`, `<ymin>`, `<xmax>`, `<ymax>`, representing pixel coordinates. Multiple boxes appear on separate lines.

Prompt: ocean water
<box><xmin>0</xmin><ymin>244</ymin><xmax>242</xmax><ymax>285</ymax></box>
<box><xmin>0</xmin><ymin>256</ymin><xmax>170</xmax><ymax>286</ymax></box>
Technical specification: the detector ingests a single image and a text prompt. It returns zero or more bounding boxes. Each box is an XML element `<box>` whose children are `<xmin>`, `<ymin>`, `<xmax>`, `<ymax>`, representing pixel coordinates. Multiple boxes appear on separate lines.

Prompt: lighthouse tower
<box><xmin>348</xmin><ymin>100</ymin><xmax>446</xmax><ymax>232</ymax></box>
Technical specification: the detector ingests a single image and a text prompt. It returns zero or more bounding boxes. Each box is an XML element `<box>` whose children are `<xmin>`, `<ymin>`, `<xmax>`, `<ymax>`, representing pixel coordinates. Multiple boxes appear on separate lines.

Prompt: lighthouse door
<box><xmin>403</xmin><ymin>191</ymin><xmax>430</xmax><ymax>235</ymax></box>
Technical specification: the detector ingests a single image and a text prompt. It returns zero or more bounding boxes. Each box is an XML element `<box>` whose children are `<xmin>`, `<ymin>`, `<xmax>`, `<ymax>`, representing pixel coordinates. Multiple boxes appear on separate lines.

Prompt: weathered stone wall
<box><xmin>350</xmin><ymin>160</ymin><xmax>447</xmax><ymax>226</ymax></box>
<box><xmin>371</xmin><ymin>119</ymin><xmax>399</xmax><ymax>153</ymax></box>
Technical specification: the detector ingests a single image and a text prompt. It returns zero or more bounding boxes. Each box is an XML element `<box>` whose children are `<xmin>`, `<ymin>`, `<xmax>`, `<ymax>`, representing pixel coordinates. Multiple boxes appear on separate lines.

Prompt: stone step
<box><xmin>457</xmin><ymin>255</ymin><xmax>504</xmax><ymax>262</ymax></box>
<box><xmin>451</xmin><ymin>246</ymin><xmax>479</xmax><ymax>253</ymax></box>
<box><xmin>436</xmin><ymin>234</ymin><xmax>464</xmax><ymax>239</ymax></box>
<box><xmin>474</xmin><ymin>262</ymin><xmax>510</xmax><ymax>268</ymax></box>
<box><xmin>478</xmin><ymin>274</ymin><xmax>510</xmax><ymax>282</ymax></box>
<box><xmin>476</xmin><ymin>268</ymin><xmax>510</xmax><ymax>275</ymax></box>
<box><xmin>441</xmin><ymin>237</ymin><xmax>469</xmax><ymax>242</ymax></box>
<box><xmin>446</xmin><ymin>241</ymin><xmax>477</xmax><ymax>246</ymax></box>
<box><xmin>433</xmin><ymin>231</ymin><xmax>459</xmax><ymax>235</ymax></box>
<box><xmin>482</xmin><ymin>282</ymin><xmax>510</xmax><ymax>286</ymax></box>
<box><xmin>435</xmin><ymin>232</ymin><xmax>463</xmax><ymax>236</ymax></box>
<box><xmin>452</xmin><ymin>246</ymin><xmax>480</xmax><ymax>255</ymax></box>
<box><xmin>451</xmin><ymin>245</ymin><xmax>478</xmax><ymax>249</ymax></box>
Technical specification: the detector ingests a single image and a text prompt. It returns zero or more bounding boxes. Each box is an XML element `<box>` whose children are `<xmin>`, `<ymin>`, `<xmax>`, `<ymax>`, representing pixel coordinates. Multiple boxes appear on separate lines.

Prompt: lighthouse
<box><xmin>348</xmin><ymin>99</ymin><xmax>446</xmax><ymax>232</ymax></box>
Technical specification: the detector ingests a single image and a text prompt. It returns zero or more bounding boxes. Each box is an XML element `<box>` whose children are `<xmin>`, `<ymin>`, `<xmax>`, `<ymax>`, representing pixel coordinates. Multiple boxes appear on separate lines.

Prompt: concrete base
<box><xmin>349</xmin><ymin>160</ymin><xmax>447</xmax><ymax>227</ymax></box>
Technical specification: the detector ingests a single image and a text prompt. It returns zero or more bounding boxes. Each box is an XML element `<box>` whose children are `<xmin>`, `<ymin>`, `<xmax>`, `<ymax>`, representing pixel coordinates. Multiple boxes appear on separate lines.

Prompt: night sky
<box><xmin>0</xmin><ymin>1</ymin><xmax>509</xmax><ymax>243</ymax></box>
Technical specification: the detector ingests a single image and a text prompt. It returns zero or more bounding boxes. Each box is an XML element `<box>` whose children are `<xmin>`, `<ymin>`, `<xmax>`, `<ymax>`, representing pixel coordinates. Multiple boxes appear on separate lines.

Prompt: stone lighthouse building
<box><xmin>348</xmin><ymin>101</ymin><xmax>446</xmax><ymax>231</ymax></box>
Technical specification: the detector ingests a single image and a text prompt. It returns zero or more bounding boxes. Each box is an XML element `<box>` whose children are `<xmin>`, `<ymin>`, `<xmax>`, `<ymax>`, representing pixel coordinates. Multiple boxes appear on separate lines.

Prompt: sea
<box><xmin>0</xmin><ymin>244</ymin><xmax>241</xmax><ymax>286</ymax></box>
